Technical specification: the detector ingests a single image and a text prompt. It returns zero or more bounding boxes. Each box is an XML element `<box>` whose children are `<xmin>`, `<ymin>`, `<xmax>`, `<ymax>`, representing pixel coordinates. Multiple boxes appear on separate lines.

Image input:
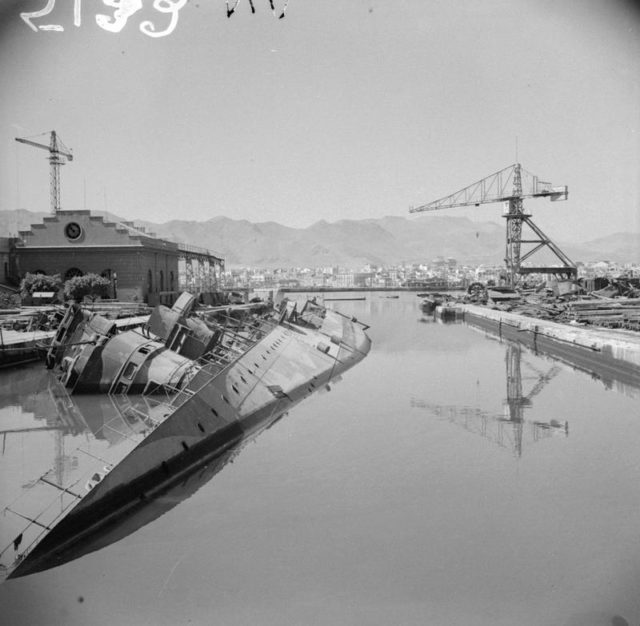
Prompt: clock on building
<box><xmin>64</xmin><ymin>222</ymin><xmax>82</xmax><ymax>241</ymax></box>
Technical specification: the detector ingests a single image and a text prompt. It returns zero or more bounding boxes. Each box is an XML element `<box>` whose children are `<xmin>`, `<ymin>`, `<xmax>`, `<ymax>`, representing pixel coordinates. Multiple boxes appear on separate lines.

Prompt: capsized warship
<box><xmin>0</xmin><ymin>293</ymin><xmax>371</xmax><ymax>580</ymax></box>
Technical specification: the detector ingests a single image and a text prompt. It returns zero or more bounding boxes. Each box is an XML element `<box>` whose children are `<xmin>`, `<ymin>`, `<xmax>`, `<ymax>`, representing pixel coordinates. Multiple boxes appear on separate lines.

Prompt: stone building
<box><xmin>10</xmin><ymin>210</ymin><xmax>223</xmax><ymax>305</ymax></box>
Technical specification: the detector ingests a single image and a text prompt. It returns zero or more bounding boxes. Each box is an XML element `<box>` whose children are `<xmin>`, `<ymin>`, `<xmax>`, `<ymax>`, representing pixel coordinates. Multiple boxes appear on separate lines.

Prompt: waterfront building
<box><xmin>9</xmin><ymin>210</ymin><xmax>223</xmax><ymax>305</ymax></box>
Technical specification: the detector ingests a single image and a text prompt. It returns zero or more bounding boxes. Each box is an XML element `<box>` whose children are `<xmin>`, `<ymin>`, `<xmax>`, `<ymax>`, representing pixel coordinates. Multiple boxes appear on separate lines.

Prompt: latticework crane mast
<box><xmin>15</xmin><ymin>131</ymin><xmax>73</xmax><ymax>215</ymax></box>
<box><xmin>410</xmin><ymin>163</ymin><xmax>576</xmax><ymax>287</ymax></box>
<box><xmin>506</xmin><ymin>164</ymin><xmax>525</xmax><ymax>282</ymax></box>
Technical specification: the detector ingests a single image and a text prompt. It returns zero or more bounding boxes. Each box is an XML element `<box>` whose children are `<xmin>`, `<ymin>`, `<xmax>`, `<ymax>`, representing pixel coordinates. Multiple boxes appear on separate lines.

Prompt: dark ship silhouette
<box><xmin>1</xmin><ymin>293</ymin><xmax>371</xmax><ymax>580</ymax></box>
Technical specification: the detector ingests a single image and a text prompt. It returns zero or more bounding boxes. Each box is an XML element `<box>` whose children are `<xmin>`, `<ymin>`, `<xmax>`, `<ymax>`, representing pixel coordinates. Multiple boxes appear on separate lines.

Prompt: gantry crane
<box><xmin>410</xmin><ymin>163</ymin><xmax>577</xmax><ymax>287</ymax></box>
<box><xmin>15</xmin><ymin>131</ymin><xmax>73</xmax><ymax>215</ymax></box>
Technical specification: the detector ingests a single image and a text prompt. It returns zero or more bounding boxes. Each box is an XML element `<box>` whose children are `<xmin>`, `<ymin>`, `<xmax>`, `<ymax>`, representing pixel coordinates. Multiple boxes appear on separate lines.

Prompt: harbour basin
<box><xmin>1</xmin><ymin>290</ymin><xmax>639</xmax><ymax>626</ymax></box>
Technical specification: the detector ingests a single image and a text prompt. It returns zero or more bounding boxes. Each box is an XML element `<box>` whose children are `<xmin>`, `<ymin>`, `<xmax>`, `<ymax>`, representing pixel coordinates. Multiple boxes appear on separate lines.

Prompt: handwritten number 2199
<box><xmin>20</xmin><ymin>0</ymin><xmax>187</xmax><ymax>37</ymax></box>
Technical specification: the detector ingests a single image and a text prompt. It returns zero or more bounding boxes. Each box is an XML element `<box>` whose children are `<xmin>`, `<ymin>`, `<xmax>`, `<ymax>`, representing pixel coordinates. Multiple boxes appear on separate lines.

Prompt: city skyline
<box><xmin>1</xmin><ymin>1</ymin><xmax>638</xmax><ymax>243</ymax></box>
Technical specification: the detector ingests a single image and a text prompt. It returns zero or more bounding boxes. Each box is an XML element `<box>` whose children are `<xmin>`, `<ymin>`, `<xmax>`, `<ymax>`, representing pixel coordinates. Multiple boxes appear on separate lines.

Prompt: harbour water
<box><xmin>1</xmin><ymin>291</ymin><xmax>639</xmax><ymax>626</ymax></box>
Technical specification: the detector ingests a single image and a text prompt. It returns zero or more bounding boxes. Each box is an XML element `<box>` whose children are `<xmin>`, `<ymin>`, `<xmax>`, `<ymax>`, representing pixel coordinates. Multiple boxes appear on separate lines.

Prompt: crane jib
<box><xmin>15</xmin><ymin>131</ymin><xmax>73</xmax><ymax>214</ymax></box>
<box><xmin>409</xmin><ymin>162</ymin><xmax>575</xmax><ymax>286</ymax></box>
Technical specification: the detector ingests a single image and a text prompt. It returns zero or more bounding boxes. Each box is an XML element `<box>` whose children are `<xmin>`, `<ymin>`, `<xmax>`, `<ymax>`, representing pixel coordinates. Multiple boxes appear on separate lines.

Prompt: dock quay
<box><xmin>0</xmin><ymin>315</ymin><xmax>150</xmax><ymax>368</ymax></box>
<box><xmin>459</xmin><ymin>304</ymin><xmax>640</xmax><ymax>391</ymax></box>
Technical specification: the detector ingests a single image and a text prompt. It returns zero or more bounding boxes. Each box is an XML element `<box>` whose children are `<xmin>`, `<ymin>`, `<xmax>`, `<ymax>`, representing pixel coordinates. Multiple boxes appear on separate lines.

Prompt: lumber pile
<box><xmin>559</xmin><ymin>298</ymin><xmax>640</xmax><ymax>330</ymax></box>
<box><xmin>487</xmin><ymin>296</ymin><xmax>640</xmax><ymax>331</ymax></box>
<box><xmin>458</xmin><ymin>277</ymin><xmax>640</xmax><ymax>332</ymax></box>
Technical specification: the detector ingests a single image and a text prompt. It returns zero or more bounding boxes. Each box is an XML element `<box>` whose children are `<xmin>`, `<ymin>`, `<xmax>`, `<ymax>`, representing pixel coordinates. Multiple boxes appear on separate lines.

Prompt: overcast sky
<box><xmin>1</xmin><ymin>0</ymin><xmax>638</xmax><ymax>242</ymax></box>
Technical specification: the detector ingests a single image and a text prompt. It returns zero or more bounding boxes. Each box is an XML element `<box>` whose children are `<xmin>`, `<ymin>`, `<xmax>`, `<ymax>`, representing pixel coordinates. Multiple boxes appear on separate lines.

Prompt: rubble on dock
<box><xmin>462</xmin><ymin>278</ymin><xmax>640</xmax><ymax>332</ymax></box>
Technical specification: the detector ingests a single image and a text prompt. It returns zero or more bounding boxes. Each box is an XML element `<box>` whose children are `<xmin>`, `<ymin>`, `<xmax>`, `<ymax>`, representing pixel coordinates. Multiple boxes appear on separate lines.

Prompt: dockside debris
<box><xmin>0</xmin><ymin>292</ymin><xmax>371</xmax><ymax>580</ymax></box>
<box><xmin>456</xmin><ymin>278</ymin><xmax>640</xmax><ymax>332</ymax></box>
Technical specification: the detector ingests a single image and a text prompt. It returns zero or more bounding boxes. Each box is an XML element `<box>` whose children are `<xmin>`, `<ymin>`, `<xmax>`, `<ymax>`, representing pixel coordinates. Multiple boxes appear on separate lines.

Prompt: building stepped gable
<box><xmin>17</xmin><ymin>210</ymin><xmax>171</xmax><ymax>249</ymax></box>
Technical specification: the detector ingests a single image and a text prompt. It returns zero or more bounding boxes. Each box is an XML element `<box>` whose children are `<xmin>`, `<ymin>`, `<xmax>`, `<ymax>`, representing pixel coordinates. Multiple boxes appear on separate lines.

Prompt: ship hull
<box><xmin>2</xmin><ymin>297</ymin><xmax>371</xmax><ymax>580</ymax></box>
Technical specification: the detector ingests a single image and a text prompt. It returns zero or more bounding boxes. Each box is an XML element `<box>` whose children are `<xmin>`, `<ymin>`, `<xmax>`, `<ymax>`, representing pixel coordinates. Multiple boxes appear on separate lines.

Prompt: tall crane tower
<box><xmin>15</xmin><ymin>131</ymin><xmax>73</xmax><ymax>215</ymax></box>
<box><xmin>410</xmin><ymin>163</ymin><xmax>577</xmax><ymax>287</ymax></box>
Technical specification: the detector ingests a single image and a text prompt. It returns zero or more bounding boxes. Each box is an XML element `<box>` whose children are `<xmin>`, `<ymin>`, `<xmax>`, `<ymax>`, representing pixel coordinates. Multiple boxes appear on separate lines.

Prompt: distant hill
<box><xmin>139</xmin><ymin>214</ymin><xmax>507</xmax><ymax>267</ymax></box>
<box><xmin>0</xmin><ymin>209</ymin><xmax>49</xmax><ymax>236</ymax></box>
<box><xmin>1</xmin><ymin>209</ymin><xmax>637</xmax><ymax>268</ymax></box>
<box><xmin>563</xmin><ymin>233</ymin><xmax>640</xmax><ymax>266</ymax></box>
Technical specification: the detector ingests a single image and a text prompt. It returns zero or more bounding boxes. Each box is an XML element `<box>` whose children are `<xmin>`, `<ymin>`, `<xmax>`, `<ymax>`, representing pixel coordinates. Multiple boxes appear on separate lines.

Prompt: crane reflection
<box><xmin>411</xmin><ymin>342</ymin><xmax>568</xmax><ymax>457</ymax></box>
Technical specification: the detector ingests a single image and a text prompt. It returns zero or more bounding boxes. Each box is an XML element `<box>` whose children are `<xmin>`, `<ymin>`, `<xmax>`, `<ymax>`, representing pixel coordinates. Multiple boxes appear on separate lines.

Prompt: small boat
<box><xmin>420</xmin><ymin>292</ymin><xmax>447</xmax><ymax>314</ymax></box>
<box><xmin>435</xmin><ymin>303</ymin><xmax>465</xmax><ymax>322</ymax></box>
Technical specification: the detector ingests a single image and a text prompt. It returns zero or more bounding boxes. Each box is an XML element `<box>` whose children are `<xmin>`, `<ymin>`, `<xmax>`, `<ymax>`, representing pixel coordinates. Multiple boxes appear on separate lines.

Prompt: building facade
<box><xmin>11</xmin><ymin>210</ymin><xmax>223</xmax><ymax>305</ymax></box>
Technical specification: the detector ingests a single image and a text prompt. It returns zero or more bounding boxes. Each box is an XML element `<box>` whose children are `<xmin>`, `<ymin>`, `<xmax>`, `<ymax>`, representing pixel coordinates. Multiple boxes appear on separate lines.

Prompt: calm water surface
<box><xmin>1</xmin><ymin>291</ymin><xmax>640</xmax><ymax>626</ymax></box>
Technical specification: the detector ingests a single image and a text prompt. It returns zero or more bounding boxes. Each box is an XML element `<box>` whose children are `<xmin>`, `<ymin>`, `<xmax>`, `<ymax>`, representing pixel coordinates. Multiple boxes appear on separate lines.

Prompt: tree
<box><xmin>63</xmin><ymin>273</ymin><xmax>111</xmax><ymax>302</ymax></box>
<box><xmin>0</xmin><ymin>290</ymin><xmax>20</xmax><ymax>309</ymax></box>
<box><xmin>19</xmin><ymin>272</ymin><xmax>62</xmax><ymax>299</ymax></box>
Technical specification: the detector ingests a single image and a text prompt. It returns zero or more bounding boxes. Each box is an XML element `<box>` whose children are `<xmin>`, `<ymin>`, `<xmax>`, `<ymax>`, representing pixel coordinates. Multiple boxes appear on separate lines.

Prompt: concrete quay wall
<box><xmin>460</xmin><ymin>304</ymin><xmax>640</xmax><ymax>388</ymax></box>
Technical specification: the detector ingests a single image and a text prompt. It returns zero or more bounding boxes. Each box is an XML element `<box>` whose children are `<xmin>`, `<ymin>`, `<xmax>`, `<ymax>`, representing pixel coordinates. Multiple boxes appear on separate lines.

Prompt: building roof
<box><xmin>17</xmin><ymin>210</ymin><xmax>223</xmax><ymax>262</ymax></box>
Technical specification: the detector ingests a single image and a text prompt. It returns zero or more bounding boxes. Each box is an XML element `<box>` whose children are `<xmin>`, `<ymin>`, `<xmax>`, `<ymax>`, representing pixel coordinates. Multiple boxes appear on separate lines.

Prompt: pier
<box><xmin>458</xmin><ymin>303</ymin><xmax>640</xmax><ymax>390</ymax></box>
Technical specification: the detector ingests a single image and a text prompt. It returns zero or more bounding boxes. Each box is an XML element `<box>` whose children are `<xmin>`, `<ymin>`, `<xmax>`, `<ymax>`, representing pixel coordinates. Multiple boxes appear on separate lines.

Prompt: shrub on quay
<box><xmin>0</xmin><ymin>290</ymin><xmax>21</xmax><ymax>309</ymax></box>
<box><xmin>19</xmin><ymin>272</ymin><xmax>62</xmax><ymax>299</ymax></box>
<box><xmin>63</xmin><ymin>273</ymin><xmax>111</xmax><ymax>302</ymax></box>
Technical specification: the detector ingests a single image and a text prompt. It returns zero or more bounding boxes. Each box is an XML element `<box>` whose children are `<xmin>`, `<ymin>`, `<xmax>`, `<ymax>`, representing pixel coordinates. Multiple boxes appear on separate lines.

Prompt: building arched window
<box><xmin>64</xmin><ymin>267</ymin><xmax>83</xmax><ymax>280</ymax></box>
<box><xmin>147</xmin><ymin>269</ymin><xmax>153</xmax><ymax>293</ymax></box>
<box><xmin>159</xmin><ymin>270</ymin><xmax>164</xmax><ymax>292</ymax></box>
<box><xmin>169</xmin><ymin>271</ymin><xmax>174</xmax><ymax>291</ymax></box>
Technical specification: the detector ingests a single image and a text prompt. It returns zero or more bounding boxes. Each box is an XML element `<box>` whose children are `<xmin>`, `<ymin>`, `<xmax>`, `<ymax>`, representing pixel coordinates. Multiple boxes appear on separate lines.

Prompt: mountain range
<box><xmin>1</xmin><ymin>209</ymin><xmax>638</xmax><ymax>268</ymax></box>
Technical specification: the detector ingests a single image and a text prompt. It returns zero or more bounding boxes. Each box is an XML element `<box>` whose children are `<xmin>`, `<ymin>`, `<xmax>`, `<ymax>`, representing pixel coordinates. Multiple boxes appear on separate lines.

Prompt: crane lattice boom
<box><xmin>409</xmin><ymin>162</ymin><xmax>575</xmax><ymax>287</ymax></box>
<box><xmin>409</xmin><ymin>163</ymin><xmax>567</xmax><ymax>213</ymax></box>
<box><xmin>15</xmin><ymin>131</ymin><xmax>73</xmax><ymax>215</ymax></box>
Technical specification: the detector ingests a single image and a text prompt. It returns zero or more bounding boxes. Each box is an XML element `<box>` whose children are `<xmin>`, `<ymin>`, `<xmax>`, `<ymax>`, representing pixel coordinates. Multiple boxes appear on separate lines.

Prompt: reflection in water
<box><xmin>0</xmin><ymin>367</ymin><xmax>277</xmax><ymax>579</ymax></box>
<box><xmin>464</xmin><ymin>312</ymin><xmax>640</xmax><ymax>401</ymax></box>
<box><xmin>1</xmin><ymin>369</ymin><xmax>86</xmax><ymax>491</ymax></box>
<box><xmin>2</xmin><ymin>293</ymin><xmax>640</xmax><ymax>625</ymax></box>
<box><xmin>0</xmin><ymin>296</ymin><xmax>372</xmax><ymax>580</ymax></box>
<box><xmin>411</xmin><ymin>342</ymin><xmax>568</xmax><ymax>457</ymax></box>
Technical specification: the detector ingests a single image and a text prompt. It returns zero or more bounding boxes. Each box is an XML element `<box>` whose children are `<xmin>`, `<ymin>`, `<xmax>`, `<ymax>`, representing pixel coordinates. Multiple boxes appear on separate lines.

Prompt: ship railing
<box><xmin>320</xmin><ymin>306</ymin><xmax>371</xmax><ymax>332</ymax></box>
<box><xmin>0</xmin><ymin>471</ymin><xmax>88</xmax><ymax>574</ymax></box>
<box><xmin>200</xmin><ymin>352</ymin><xmax>231</xmax><ymax>369</ymax></box>
<box><xmin>134</xmin><ymin>314</ymin><xmax>277</xmax><ymax>418</ymax></box>
<box><xmin>170</xmin><ymin>325</ymin><xmax>274</xmax><ymax>403</ymax></box>
<box><xmin>196</xmin><ymin>314</ymin><xmax>275</xmax><ymax>369</ymax></box>
<box><xmin>141</xmin><ymin>381</ymin><xmax>195</xmax><ymax>410</ymax></box>
<box><xmin>203</xmin><ymin>308</ymin><xmax>276</xmax><ymax>340</ymax></box>
<box><xmin>0</xmin><ymin>411</ymin><xmax>149</xmax><ymax>571</ymax></box>
<box><xmin>203</xmin><ymin>343</ymin><xmax>244</xmax><ymax>367</ymax></box>
<box><xmin>0</xmin><ymin>320</ymin><xmax>281</xmax><ymax>575</ymax></box>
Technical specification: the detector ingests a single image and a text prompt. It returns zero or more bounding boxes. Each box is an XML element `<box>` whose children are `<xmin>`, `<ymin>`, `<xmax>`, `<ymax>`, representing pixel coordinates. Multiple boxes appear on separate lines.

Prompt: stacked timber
<box><xmin>561</xmin><ymin>298</ymin><xmax>640</xmax><ymax>330</ymax></box>
<box><xmin>467</xmin><ymin>293</ymin><xmax>640</xmax><ymax>332</ymax></box>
